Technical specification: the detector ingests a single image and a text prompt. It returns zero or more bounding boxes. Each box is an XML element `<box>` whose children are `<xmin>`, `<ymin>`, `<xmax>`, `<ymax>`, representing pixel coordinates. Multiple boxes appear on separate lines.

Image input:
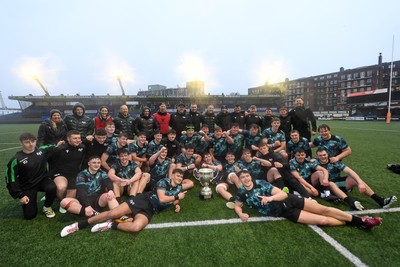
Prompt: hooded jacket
<box><xmin>64</xmin><ymin>103</ymin><xmax>94</xmax><ymax>138</ymax></box>
<box><xmin>135</xmin><ymin>107</ymin><xmax>159</xmax><ymax>139</ymax></box>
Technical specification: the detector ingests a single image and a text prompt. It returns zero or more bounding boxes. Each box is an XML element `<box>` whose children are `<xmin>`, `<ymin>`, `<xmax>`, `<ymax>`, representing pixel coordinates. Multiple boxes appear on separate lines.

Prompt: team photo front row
<box><xmin>5</xmin><ymin>128</ymin><xmax>397</xmax><ymax>237</ymax></box>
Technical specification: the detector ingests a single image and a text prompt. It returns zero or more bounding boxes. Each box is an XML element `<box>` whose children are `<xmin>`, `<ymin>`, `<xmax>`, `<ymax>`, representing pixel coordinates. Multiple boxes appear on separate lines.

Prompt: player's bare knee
<box><xmin>216</xmin><ymin>183</ymin><xmax>227</xmax><ymax>194</ymax></box>
<box><xmin>227</xmin><ymin>173</ymin><xmax>238</xmax><ymax>184</ymax></box>
<box><xmin>129</xmin><ymin>223</ymin><xmax>145</xmax><ymax>233</ymax></box>
<box><xmin>183</xmin><ymin>179</ymin><xmax>194</xmax><ymax>189</ymax></box>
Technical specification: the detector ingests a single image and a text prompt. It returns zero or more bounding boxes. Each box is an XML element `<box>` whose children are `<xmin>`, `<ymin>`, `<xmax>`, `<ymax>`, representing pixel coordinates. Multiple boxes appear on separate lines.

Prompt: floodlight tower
<box><xmin>33</xmin><ymin>76</ymin><xmax>50</xmax><ymax>96</ymax></box>
<box><xmin>116</xmin><ymin>76</ymin><xmax>126</xmax><ymax>96</ymax></box>
<box><xmin>0</xmin><ymin>91</ymin><xmax>6</xmax><ymax>109</ymax></box>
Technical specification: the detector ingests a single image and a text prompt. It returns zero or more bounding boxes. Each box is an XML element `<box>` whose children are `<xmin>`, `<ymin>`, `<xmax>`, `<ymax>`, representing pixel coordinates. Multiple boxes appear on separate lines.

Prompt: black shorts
<box><xmin>77</xmin><ymin>195</ymin><xmax>102</xmax><ymax>211</ymax></box>
<box><xmin>333</xmin><ymin>176</ymin><xmax>349</xmax><ymax>192</ymax></box>
<box><xmin>278</xmin><ymin>194</ymin><xmax>305</xmax><ymax>223</ymax></box>
<box><xmin>125</xmin><ymin>193</ymin><xmax>155</xmax><ymax>222</ymax></box>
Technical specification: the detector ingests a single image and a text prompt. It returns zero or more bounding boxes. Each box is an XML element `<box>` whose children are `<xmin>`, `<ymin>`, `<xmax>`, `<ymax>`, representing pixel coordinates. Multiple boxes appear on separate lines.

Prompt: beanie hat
<box><xmin>50</xmin><ymin>109</ymin><xmax>61</xmax><ymax>117</ymax></box>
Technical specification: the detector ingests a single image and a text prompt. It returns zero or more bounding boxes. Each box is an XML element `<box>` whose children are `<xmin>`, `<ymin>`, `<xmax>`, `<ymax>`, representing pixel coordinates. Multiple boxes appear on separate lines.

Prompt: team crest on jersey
<box><xmin>36</xmin><ymin>151</ymin><xmax>43</xmax><ymax>156</ymax></box>
<box><xmin>20</xmin><ymin>157</ymin><xmax>28</xmax><ymax>164</ymax></box>
<box><xmin>78</xmin><ymin>148</ymin><xmax>84</xmax><ymax>152</ymax></box>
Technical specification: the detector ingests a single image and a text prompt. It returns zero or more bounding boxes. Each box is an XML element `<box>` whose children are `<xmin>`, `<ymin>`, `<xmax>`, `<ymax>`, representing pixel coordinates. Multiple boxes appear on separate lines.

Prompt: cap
<box><xmin>221</xmin><ymin>105</ymin><xmax>227</xmax><ymax>109</ymax></box>
<box><xmin>186</xmin><ymin>125</ymin><xmax>195</xmax><ymax>130</ymax></box>
<box><xmin>178</xmin><ymin>102</ymin><xmax>185</xmax><ymax>107</ymax></box>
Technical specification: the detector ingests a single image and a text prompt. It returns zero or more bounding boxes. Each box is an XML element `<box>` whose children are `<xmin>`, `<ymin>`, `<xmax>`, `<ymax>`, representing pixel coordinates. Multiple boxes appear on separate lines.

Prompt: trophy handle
<box><xmin>193</xmin><ymin>168</ymin><xmax>200</xmax><ymax>181</ymax></box>
<box><xmin>211</xmin><ymin>171</ymin><xmax>219</xmax><ymax>183</ymax></box>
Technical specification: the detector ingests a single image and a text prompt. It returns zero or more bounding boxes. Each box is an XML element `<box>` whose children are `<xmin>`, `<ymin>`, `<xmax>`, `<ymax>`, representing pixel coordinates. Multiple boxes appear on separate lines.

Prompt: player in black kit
<box><xmin>5</xmin><ymin>133</ymin><xmax>57</xmax><ymax>219</ymax></box>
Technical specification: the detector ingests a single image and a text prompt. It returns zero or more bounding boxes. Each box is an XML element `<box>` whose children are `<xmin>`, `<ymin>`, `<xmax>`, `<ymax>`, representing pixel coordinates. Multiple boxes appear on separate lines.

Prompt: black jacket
<box><xmin>113</xmin><ymin>112</ymin><xmax>136</xmax><ymax>139</ymax></box>
<box><xmin>37</xmin><ymin>119</ymin><xmax>68</xmax><ymax>146</ymax></box>
<box><xmin>245</xmin><ymin>114</ymin><xmax>262</xmax><ymax>130</ymax></box>
<box><xmin>169</xmin><ymin>110</ymin><xmax>190</xmax><ymax>139</ymax></box>
<box><xmin>203</xmin><ymin>112</ymin><xmax>217</xmax><ymax>132</ymax></box>
<box><xmin>188</xmin><ymin>111</ymin><xmax>204</xmax><ymax>132</ymax></box>
<box><xmin>216</xmin><ymin>111</ymin><xmax>232</xmax><ymax>131</ymax></box>
<box><xmin>64</xmin><ymin>103</ymin><xmax>94</xmax><ymax>139</ymax></box>
<box><xmin>230</xmin><ymin>111</ymin><xmax>246</xmax><ymax>129</ymax></box>
<box><xmin>135</xmin><ymin>110</ymin><xmax>159</xmax><ymax>139</ymax></box>
<box><xmin>288</xmin><ymin>106</ymin><xmax>316</xmax><ymax>136</ymax></box>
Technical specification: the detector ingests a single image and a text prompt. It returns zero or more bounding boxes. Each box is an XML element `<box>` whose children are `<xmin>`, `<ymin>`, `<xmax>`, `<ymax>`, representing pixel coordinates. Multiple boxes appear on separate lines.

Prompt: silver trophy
<box><xmin>193</xmin><ymin>168</ymin><xmax>218</xmax><ymax>199</ymax></box>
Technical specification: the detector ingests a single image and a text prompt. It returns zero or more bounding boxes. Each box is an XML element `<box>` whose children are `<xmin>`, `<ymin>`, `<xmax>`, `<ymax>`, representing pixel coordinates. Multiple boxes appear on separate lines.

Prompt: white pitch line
<box><xmin>146</xmin><ymin>216</ymin><xmax>285</xmax><ymax>229</ymax></box>
<box><xmin>335</xmin><ymin>127</ymin><xmax>400</xmax><ymax>133</ymax></box>
<box><xmin>145</xmin><ymin>207</ymin><xmax>400</xmax><ymax>266</ymax></box>
<box><xmin>146</xmin><ymin>207</ymin><xmax>400</xmax><ymax>229</ymax></box>
<box><xmin>0</xmin><ymin>146</ymin><xmax>20</xmax><ymax>152</ymax></box>
<box><xmin>347</xmin><ymin>207</ymin><xmax>400</xmax><ymax>215</ymax></box>
<box><xmin>308</xmin><ymin>225</ymin><xmax>368</xmax><ymax>267</ymax></box>
<box><xmin>0</xmin><ymin>131</ymin><xmax>23</xmax><ymax>135</ymax></box>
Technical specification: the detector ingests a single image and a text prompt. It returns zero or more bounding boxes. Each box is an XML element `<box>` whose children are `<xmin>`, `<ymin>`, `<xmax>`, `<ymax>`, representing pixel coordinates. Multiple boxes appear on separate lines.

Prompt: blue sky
<box><xmin>1</xmin><ymin>0</ymin><xmax>399</xmax><ymax>108</ymax></box>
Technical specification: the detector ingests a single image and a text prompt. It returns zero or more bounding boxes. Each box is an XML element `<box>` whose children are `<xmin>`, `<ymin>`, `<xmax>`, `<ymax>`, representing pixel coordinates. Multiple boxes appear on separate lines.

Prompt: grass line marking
<box><xmin>0</xmin><ymin>146</ymin><xmax>20</xmax><ymax>152</ymax></box>
<box><xmin>146</xmin><ymin>207</ymin><xmax>400</xmax><ymax>229</ymax></box>
<box><xmin>0</xmin><ymin>143</ymin><xmax>20</xmax><ymax>145</ymax></box>
<box><xmin>335</xmin><ymin>127</ymin><xmax>400</xmax><ymax>133</ymax></box>
<box><xmin>348</xmin><ymin>207</ymin><xmax>400</xmax><ymax>215</ymax></box>
<box><xmin>145</xmin><ymin>216</ymin><xmax>285</xmax><ymax>229</ymax></box>
<box><xmin>0</xmin><ymin>131</ymin><xmax>24</xmax><ymax>135</ymax></box>
<box><xmin>145</xmin><ymin>208</ymin><xmax>400</xmax><ymax>266</ymax></box>
<box><xmin>309</xmin><ymin>225</ymin><xmax>368</xmax><ymax>267</ymax></box>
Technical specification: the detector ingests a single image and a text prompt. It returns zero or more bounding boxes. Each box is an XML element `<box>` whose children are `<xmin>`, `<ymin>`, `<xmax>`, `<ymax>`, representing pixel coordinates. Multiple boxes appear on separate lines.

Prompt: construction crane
<box><xmin>33</xmin><ymin>76</ymin><xmax>50</xmax><ymax>96</ymax></box>
<box><xmin>116</xmin><ymin>76</ymin><xmax>126</xmax><ymax>96</ymax></box>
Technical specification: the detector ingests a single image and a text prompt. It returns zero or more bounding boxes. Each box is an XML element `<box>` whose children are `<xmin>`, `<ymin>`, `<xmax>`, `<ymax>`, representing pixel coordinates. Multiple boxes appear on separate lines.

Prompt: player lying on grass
<box><xmin>234</xmin><ymin>170</ymin><xmax>382</xmax><ymax>229</ymax></box>
<box><xmin>60</xmin><ymin>169</ymin><xmax>187</xmax><ymax>237</ymax></box>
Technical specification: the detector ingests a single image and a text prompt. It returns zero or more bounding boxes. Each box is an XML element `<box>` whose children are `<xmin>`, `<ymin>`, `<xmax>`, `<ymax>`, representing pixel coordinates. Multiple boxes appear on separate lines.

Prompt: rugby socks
<box><xmin>343</xmin><ymin>197</ymin><xmax>356</xmax><ymax>208</ymax></box>
<box><xmin>347</xmin><ymin>215</ymin><xmax>363</xmax><ymax>226</ymax></box>
<box><xmin>79</xmin><ymin>207</ymin><xmax>86</xmax><ymax>216</ymax></box>
<box><xmin>228</xmin><ymin>196</ymin><xmax>235</xmax><ymax>202</ymax></box>
<box><xmin>371</xmin><ymin>194</ymin><xmax>384</xmax><ymax>206</ymax></box>
<box><xmin>78</xmin><ymin>220</ymin><xmax>89</xmax><ymax>229</ymax></box>
<box><xmin>111</xmin><ymin>222</ymin><xmax>119</xmax><ymax>230</ymax></box>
